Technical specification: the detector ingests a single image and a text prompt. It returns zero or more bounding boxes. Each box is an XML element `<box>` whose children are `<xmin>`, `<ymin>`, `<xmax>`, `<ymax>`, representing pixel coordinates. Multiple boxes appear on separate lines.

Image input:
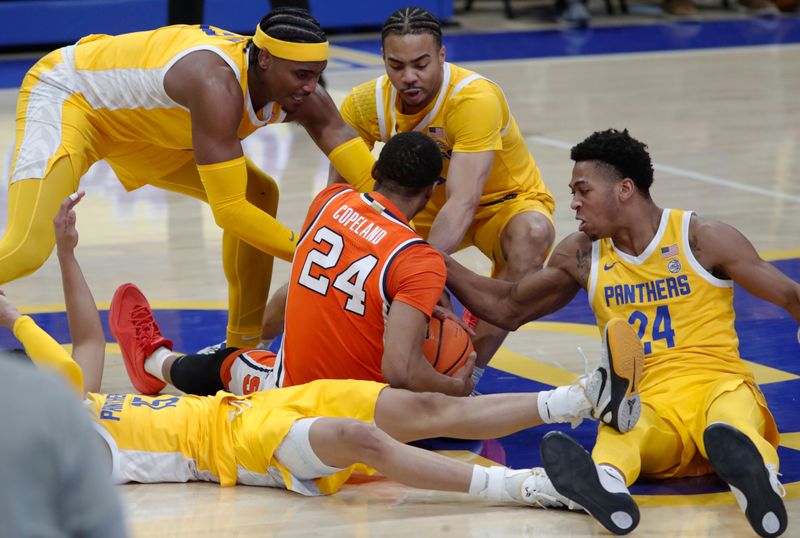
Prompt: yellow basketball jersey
<box><xmin>588</xmin><ymin>209</ymin><xmax>750</xmax><ymax>392</ymax></box>
<box><xmin>13</xmin><ymin>25</ymin><xmax>284</xmax><ymax>185</ymax></box>
<box><xmin>85</xmin><ymin>391</ymin><xmax>238</xmax><ymax>486</ymax></box>
<box><xmin>340</xmin><ymin>62</ymin><xmax>553</xmax><ymax>212</ymax></box>
<box><xmin>85</xmin><ymin>379</ymin><xmax>384</xmax><ymax>494</ymax></box>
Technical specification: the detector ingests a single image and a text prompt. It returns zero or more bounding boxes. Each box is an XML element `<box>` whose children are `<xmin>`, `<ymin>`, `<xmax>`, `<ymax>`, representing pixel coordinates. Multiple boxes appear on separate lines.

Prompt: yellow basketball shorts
<box><xmin>90</xmin><ymin>380</ymin><xmax>387</xmax><ymax>493</ymax></box>
<box><xmin>412</xmin><ymin>191</ymin><xmax>554</xmax><ymax>275</ymax></box>
<box><xmin>592</xmin><ymin>373</ymin><xmax>779</xmax><ymax>484</ymax></box>
<box><xmin>233</xmin><ymin>379</ymin><xmax>387</xmax><ymax>495</ymax></box>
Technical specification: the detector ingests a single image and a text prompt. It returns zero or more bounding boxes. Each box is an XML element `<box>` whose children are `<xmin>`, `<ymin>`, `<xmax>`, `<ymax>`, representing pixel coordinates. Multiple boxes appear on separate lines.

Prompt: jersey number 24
<box><xmin>298</xmin><ymin>226</ymin><xmax>378</xmax><ymax>316</ymax></box>
<box><xmin>628</xmin><ymin>305</ymin><xmax>676</xmax><ymax>355</ymax></box>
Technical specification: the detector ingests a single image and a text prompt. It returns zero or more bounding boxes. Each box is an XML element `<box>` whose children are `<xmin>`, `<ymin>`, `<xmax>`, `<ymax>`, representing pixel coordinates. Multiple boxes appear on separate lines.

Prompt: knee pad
<box><xmin>274</xmin><ymin>418</ymin><xmax>343</xmax><ymax>480</ymax></box>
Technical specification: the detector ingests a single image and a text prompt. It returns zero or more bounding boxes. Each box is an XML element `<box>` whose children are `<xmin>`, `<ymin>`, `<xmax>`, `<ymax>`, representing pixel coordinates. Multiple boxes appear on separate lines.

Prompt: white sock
<box><xmin>144</xmin><ymin>347</ymin><xmax>173</xmax><ymax>381</ymax></box>
<box><xmin>537</xmin><ymin>384</ymin><xmax>592</xmax><ymax>426</ymax></box>
<box><xmin>468</xmin><ymin>465</ymin><xmax>531</xmax><ymax>503</ymax></box>
<box><xmin>597</xmin><ymin>464</ymin><xmax>630</xmax><ymax>494</ymax></box>
<box><xmin>468</xmin><ymin>465</ymin><xmax>490</xmax><ymax>496</ymax></box>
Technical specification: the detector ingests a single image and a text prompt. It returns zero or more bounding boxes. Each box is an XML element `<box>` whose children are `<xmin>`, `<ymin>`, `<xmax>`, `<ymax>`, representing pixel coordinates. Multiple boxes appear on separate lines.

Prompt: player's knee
<box><xmin>339</xmin><ymin>421</ymin><xmax>387</xmax><ymax>460</ymax></box>
<box><xmin>407</xmin><ymin>391</ymin><xmax>452</xmax><ymax>421</ymax></box>
<box><xmin>501</xmin><ymin>216</ymin><xmax>554</xmax><ymax>274</ymax></box>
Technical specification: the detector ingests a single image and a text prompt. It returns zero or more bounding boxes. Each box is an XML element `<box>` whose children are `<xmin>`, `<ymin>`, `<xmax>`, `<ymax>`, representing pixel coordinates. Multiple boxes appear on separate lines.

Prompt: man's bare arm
<box><xmin>691</xmin><ymin>216</ymin><xmax>800</xmax><ymax>323</ymax></box>
<box><xmin>426</xmin><ymin>151</ymin><xmax>493</xmax><ymax>254</ymax></box>
<box><xmin>165</xmin><ymin>51</ymin><xmax>244</xmax><ymax>164</ymax></box>
<box><xmin>55</xmin><ymin>193</ymin><xmax>105</xmax><ymax>393</ymax></box>
<box><xmin>445</xmin><ymin>233</ymin><xmax>589</xmax><ymax>330</ymax></box>
<box><xmin>382</xmin><ymin>301</ymin><xmax>474</xmax><ymax>396</ymax></box>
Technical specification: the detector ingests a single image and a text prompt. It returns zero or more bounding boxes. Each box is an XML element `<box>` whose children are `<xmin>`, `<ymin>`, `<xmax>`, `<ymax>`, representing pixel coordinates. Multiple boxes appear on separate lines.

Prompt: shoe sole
<box><xmin>590</xmin><ymin>319</ymin><xmax>644</xmax><ymax>432</ymax></box>
<box><xmin>540</xmin><ymin>432</ymin><xmax>639</xmax><ymax>535</ymax></box>
<box><xmin>109</xmin><ymin>283</ymin><xmax>165</xmax><ymax>395</ymax></box>
<box><xmin>704</xmin><ymin>423</ymin><xmax>787</xmax><ymax>538</ymax></box>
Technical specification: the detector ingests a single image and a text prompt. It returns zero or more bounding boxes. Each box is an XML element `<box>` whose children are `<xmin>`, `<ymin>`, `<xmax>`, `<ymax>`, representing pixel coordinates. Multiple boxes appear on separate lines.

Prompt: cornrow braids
<box><xmin>250</xmin><ymin>7</ymin><xmax>326</xmax><ymax>63</ymax></box>
<box><xmin>381</xmin><ymin>7</ymin><xmax>443</xmax><ymax>48</ymax></box>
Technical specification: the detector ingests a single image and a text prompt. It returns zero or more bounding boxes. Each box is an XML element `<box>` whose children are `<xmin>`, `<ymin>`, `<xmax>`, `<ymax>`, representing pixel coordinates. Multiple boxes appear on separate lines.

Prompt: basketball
<box><xmin>423</xmin><ymin>317</ymin><xmax>474</xmax><ymax>376</ymax></box>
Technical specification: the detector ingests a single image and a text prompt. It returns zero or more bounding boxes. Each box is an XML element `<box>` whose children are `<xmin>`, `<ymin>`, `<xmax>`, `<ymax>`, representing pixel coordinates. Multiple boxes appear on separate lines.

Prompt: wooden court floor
<box><xmin>0</xmin><ymin>30</ymin><xmax>798</xmax><ymax>538</ymax></box>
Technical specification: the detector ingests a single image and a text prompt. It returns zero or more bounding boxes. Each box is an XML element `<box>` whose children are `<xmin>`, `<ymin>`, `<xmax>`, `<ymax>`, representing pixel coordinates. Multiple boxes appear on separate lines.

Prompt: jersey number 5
<box><xmin>298</xmin><ymin>227</ymin><xmax>378</xmax><ymax>316</ymax></box>
<box><xmin>628</xmin><ymin>305</ymin><xmax>676</xmax><ymax>355</ymax></box>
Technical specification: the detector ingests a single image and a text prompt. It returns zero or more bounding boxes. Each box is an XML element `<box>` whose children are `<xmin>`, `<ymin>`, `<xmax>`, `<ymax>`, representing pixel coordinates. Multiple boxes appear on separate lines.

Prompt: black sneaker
<box><xmin>583</xmin><ymin>318</ymin><xmax>644</xmax><ymax>433</ymax></box>
<box><xmin>540</xmin><ymin>431</ymin><xmax>639</xmax><ymax>535</ymax></box>
<box><xmin>704</xmin><ymin>422</ymin><xmax>787</xmax><ymax>537</ymax></box>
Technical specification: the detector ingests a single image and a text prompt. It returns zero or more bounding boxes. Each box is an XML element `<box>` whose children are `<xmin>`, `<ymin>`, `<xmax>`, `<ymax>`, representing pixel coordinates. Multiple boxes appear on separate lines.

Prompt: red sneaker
<box><xmin>461</xmin><ymin>308</ymin><xmax>479</xmax><ymax>331</ymax></box>
<box><xmin>109</xmin><ymin>283</ymin><xmax>173</xmax><ymax>395</ymax></box>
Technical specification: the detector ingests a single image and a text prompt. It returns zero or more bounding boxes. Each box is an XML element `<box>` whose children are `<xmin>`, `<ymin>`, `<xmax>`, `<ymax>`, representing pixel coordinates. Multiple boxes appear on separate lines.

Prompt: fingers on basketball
<box><xmin>423</xmin><ymin>317</ymin><xmax>474</xmax><ymax>376</ymax></box>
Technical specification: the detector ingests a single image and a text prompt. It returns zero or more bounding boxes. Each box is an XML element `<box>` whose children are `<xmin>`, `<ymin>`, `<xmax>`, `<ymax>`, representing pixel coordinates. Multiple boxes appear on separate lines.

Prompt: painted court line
<box><xmin>529</xmin><ymin>135</ymin><xmax>800</xmax><ymax>204</ymax></box>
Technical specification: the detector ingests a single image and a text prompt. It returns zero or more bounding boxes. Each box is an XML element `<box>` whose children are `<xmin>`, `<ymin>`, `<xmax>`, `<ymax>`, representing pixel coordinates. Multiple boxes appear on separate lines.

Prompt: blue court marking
<box><xmin>336</xmin><ymin>17</ymin><xmax>800</xmax><ymax>63</ymax></box>
<box><xmin>1</xmin><ymin>258</ymin><xmax>797</xmax><ymax>497</ymax></box>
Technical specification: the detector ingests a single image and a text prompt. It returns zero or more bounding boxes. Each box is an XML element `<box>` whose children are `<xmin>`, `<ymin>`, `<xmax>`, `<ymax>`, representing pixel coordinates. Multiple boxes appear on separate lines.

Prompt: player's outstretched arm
<box><xmin>55</xmin><ymin>192</ymin><xmax>105</xmax><ymax>393</ymax></box>
<box><xmin>691</xmin><ymin>216</ymin><xmax>800</xmax><ymax>323</ymax></box>
<box><xmin>444</xmin><ymin>233</ymin><xmax>588</xmax><ymax>330</ymax></box>
<box><xmin>426</xmin><ymin>150</ymin><xmax>493</xmax><ymax>254</ymax></box>
<box><xmin>0</xmin><ymin>292</ymin><xmax>85</xmax><ymax>395</ymax></box>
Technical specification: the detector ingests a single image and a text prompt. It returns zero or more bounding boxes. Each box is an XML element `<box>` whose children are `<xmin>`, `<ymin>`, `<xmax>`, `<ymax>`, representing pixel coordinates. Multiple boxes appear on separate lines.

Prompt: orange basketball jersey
<box><xmin>276</xmin><ymin>184</ymin><xmax>446</xmax><ymax>386</ymax></box>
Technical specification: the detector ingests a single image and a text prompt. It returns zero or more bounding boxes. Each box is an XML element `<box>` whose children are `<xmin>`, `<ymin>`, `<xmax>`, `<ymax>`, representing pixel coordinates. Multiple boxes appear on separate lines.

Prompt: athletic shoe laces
<box><xmin>130</xmin><ymin>305</ymin><xmax>163</xmax><ymax>348</ymax></box>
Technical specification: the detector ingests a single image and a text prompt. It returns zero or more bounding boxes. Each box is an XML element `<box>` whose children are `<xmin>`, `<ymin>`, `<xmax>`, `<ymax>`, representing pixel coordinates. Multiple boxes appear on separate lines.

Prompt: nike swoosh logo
<box><xmin>604</xmin><ymin>262</ymin><xmax>617</xmax><ymax>270</ymax></box>
<box><xmin>597</xmin><ymin>368</ymin><xmax>608</xmax><ymax>410</ymax></box>
<box><xmin>289</xmin><ymin>231</ymin><xmax>296</xmax><ymax>243</ymax></box>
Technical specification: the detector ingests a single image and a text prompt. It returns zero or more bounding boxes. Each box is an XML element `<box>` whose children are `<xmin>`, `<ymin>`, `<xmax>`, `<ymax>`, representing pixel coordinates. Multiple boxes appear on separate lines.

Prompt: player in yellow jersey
<box><xmin>0</xmin><ymin>192</ymin><xmax>646</xmax><ymax>531</ymax></box>
<box><xmin>319</xmin><ymin>7</ymin><xmax>557</xmax><ymax>386</ymax></box>
<box><xmin>445</xmin><ymin>129</ymin><xmax>799</xmax><ymax>537</ymax></box>
<box><xmin>0</xmin><ymin>7</ymin><xmax>376</xmax><ymax>350</ymax></box>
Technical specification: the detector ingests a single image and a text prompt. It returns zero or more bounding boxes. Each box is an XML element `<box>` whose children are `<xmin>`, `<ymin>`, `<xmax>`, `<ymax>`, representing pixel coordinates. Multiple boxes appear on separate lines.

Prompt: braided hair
<box><xmin>250</xmin><ymin>7</ymin><xmax>326</xmax><ymax>62</ymax></box>
<box><xmin>381</xmin><ymin>7</ymin><xmax>442</xmax><ymax>48</ymax></box>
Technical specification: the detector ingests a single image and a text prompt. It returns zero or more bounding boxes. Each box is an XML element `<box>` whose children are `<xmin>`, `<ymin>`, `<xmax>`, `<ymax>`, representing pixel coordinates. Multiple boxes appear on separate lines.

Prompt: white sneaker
<box><xmin>196</xmin><ymin>339</ymin><xmax>226</xmax><ymax>355</ymax></box>
<box><xmin>583</xmin><ymin>319</ymin><xmax>644</xmax><ymax>433</ymax></box>
<box><xmin>520</xmin><ymin>468</ymin><xmax>584</xmax><ymax>510</ymax></box>
<box><xmin>704</xmin><ymin>422</ymin><xmax>787</xmax><ymax>537</ymax></box>
<box><xmin>540</xmin><ymin>431</ymin><xmax>640</xmax><ymax>535</ymax></box>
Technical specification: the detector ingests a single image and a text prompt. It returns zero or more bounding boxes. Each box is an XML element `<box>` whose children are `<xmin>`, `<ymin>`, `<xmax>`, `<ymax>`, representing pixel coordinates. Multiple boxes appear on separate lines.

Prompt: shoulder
<box><xmin>350</xmin><ymin>77</ymin><xmax>381</xmax><ymax>97</ymax></box>
<box><xmin>170</xmin><ymin>49</ymin><xmax>239</xmax><ymax>86</ymax></box>
<box><xmin>687</xmin><ymin>212</ymin><xmax>741</xmax><ymax>254</ymax></box>
<box><xmin>165</xmin><ymin>50</ymin><xmax>241</xmax><ymax>108</ymax></box>
<box><xmin>686</xmin><ymin>212</ymin><xmax>747</xmax><ymax>273</ymax></box>
<box><xmin>394</xmin><ymin>240</ymin><xmax>445</xmax><ymax>270</ymax></box>
<box><xmin>341</xmin><ymin>78</ymin><xmax>380</xmax><ymax>120</ymax></box>
<box><xmin>312</xmin><ymin>183</ymin><xmax>354</xmax><ymax>207</ymax></box>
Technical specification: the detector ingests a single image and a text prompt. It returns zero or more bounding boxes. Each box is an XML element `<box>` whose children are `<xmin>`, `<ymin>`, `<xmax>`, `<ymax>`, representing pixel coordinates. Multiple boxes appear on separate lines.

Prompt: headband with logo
<box><xmin>252</xmin><ymin>25</ymin><xmax>328</xmax><ymax>62</ymax></box>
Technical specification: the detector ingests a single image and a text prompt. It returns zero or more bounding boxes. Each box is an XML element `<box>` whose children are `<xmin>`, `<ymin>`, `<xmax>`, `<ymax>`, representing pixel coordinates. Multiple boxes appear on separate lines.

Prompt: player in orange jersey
<box><xmin>115</xmin><ymin>132</ymin><xmax>474</xmax><ymax>396</ymax></box>
<box><xmin>1</xmin><ymin>189</ymin><xmax>644</xmax><ymax>534</ymax></box>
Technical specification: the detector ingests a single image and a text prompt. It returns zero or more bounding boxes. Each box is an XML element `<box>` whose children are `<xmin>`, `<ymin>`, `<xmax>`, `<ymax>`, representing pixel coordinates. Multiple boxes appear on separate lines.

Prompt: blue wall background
<box><xmin>0</xmin><ymin>0</ymin><xmax>453</xmax><ymax>47</ymax></box>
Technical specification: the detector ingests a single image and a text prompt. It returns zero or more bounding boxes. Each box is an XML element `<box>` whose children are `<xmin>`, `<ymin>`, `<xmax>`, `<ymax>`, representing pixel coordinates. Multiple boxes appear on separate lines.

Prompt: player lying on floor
<box><xmin>1</xmin><ymin>194</ymin><xmax>648</xmax><ymax>535</ymax></box>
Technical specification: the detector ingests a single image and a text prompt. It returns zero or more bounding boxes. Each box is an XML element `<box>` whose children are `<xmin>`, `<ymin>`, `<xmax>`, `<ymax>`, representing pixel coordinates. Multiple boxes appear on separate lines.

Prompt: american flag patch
<box><xmin>661</xmin><ymin>244</ymin><xmax>679</xmax><ymax>258</ymax></box>
<box><xmin>428</xmin><ymin>126</ymin><xmax>445</xmax><ymax>138</ymax></box>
